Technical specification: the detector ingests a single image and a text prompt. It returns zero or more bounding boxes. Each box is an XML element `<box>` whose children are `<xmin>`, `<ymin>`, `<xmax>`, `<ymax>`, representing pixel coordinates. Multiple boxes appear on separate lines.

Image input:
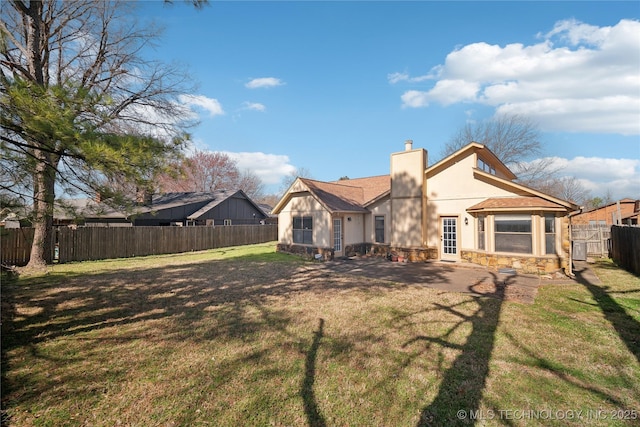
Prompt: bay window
<box><xmin>494</xmin><ymin>215</ymin><xmax>532</xmax><ymax>254</ymax></box>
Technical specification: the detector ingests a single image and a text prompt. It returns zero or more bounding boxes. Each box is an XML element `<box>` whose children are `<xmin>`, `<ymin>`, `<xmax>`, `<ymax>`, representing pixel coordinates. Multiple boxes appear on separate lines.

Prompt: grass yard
<box><xmin>1</xmin><ymin>243</ymin><xmax>639</xmax><ymax>426</ymax></box>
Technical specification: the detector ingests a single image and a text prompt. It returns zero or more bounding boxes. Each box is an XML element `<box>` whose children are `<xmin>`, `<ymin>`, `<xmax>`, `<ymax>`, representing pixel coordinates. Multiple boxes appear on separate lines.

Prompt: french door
<box><xmin>441</xmin><ymin>216</ymin><xmax>458</xmax><ymax>261</ymax></box>
<box><xmin>333</xmin><ymin>218</ymin><xmax>343</xmax><ymax>257</ymax></box>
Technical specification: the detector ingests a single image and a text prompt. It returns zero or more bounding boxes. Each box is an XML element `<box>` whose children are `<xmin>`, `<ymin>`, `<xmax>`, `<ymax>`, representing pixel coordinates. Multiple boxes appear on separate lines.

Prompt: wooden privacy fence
<box><xmin>1</xmin><ymin>227</ymin><xmax>35</xmax><ymax>266</ymax></box>
<box><xmin>571</xmin><ymin>224</ymin><xmax>611</xmax><ymax>257</ymax></box>
<box><xmin>1</xmin><ymin>225</ymin><xmax>277</xmax><ymax>266</ymax></box>
<box><xmin>610</xmin><ymin>225</ymin><xmax>640</xmax><ymax>276</ymax></box>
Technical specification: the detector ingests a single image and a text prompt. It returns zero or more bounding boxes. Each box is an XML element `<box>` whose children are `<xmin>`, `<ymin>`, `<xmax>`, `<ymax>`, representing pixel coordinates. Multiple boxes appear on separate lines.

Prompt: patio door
<box><xmin>441</xmin><ymin>216</ymin><xmax>458</xmax><ymax>261</ymax></box>
<box><xmin>333</xmin><ymin>218</ymin><xmax>343</xmax><ymax>257</ymax></box>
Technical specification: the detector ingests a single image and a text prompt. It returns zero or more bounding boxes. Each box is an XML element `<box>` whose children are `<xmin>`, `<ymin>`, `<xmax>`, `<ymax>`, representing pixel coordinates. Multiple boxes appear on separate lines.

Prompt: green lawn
<box><xmin>2</xmin><ymin>243</ymin><xmax>639</xmax><ymax>426</ymax></box>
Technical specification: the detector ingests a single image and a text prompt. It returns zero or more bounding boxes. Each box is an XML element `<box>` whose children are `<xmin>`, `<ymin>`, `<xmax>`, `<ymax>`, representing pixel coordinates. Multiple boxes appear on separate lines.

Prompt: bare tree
<box><xmin>1</xmin><ymin>1</ymin><xmax>197</xmax><ymax>269</ymax></box>
<box><xmin>158</xmin><ymin>150</ymin><xmax>265</xmax><ymax>199</ymax></box>
<box><xmin>238</xmin><ymin>170</ymin><xmax>265</xmax><ymax>201</ymax></box>
<box><xmin>441</xmin><ymin>114</ymin><xmax>591</xmax><ymax>199</ymax></box>
<box><xmin>534</xmin><ymin>176</ymin><xmax>592</xmax><ymax>205</ymax></box>
<box><xmin>279</xmin><ymin>167</ymin><xmax>313</xmax><ymax>195</ymax></box>
<box><xmin>159</xmin><ymin>151</ymin><xmax>240</xmax><ymax>192</ymax></box>
<box><xmin>442</xmin><ymin>114</ymin><xmax>543</xmax><ymax>165</ymax></box>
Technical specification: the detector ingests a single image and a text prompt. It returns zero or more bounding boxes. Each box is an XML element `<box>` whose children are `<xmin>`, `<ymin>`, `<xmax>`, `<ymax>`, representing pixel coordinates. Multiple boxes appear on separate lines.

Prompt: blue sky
<box><xmin>137</xmin><ymin>1</ymin><xmax>640</xmax><ymax>200</ymax></box>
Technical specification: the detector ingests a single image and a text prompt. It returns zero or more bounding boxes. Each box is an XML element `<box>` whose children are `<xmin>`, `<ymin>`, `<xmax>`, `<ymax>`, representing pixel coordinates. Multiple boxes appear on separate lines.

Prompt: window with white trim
<box><xmin>545</xmin><ymin>215</ymin><xmax>556</xmax><ymax>255</ymax></box>
<box><xmin>494</xmin><ymin>214</ymin><xmax>532</xmax><ymax>254</ymax></box>
<box><xmin>477</xmin><ymin>215</ymin><xmax>485</xmax><ymax>250</ymax></box>
<box><xmin>293</xmin><ymin>216</ymin><xmax>313</xmax><ymax>245</ymax></box>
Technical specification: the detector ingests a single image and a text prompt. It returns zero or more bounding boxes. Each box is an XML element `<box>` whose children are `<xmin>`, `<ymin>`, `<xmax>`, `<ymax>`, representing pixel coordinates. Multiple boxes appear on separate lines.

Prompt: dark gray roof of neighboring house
<box><xmin>157</xmin><ymin>190</ymin><xmax>267</xmax><ymax>220</ymax></box>
<box><xmin>137</xmin><ymin>191</ymin><xmax>232</xmax><ymax>213</ymax></box>
<box><xmin>56</xmin><ymin>190</ymin><xmax>267</xmax><ymax>222</ymax></box>
<box><xmin>55</xmin><ymin>199</ymin><xmax>128</xmax><ymax>220</ymax></box>
<box><xmin>257</xmin><ymin>203</ymin><xmax>274</xmax><ymax>215</ymax></box>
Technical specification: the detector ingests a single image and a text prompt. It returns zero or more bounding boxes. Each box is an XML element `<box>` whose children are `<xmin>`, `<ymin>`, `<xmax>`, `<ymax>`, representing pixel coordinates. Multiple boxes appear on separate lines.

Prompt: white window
<box><xmin>293</xmin><ymin>216</ymin><xmax>313</xmax><ymax>244</ymax></box>
<box><xmin>545</xmin><ymin>215</ymin><xmax>556</xmax><ymax>255</ymax></box>
<box><xmin>494</xmin><ymin>215</ymin><xmax>532</xmax><ymax>254</ymax></box>
<box><xmin>223</xmin><ymin>219</ymin><xmax>232</xmax><ymax>226</ymax></box>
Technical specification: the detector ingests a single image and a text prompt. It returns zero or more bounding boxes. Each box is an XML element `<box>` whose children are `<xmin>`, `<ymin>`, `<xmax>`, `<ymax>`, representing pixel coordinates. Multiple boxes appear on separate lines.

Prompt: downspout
<box><xmin>567</xmin><ymin>207</ymin><xmax>583</xmax><ymax>279</ymax></box>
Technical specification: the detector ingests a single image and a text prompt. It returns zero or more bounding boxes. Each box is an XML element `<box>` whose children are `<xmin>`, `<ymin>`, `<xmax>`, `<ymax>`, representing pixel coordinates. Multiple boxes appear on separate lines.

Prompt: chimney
<box><xmin>404</xmin><ymin>139</ymin><xmax>413</xmax><ymax>151</ymax></box>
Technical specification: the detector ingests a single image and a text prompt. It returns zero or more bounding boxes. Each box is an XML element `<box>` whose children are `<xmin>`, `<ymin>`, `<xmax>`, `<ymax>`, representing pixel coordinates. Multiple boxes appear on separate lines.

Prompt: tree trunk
<box><xmin>25</xmin><ymin>150</ymin><xmax>57</xmax><ymax>271</ymax></box>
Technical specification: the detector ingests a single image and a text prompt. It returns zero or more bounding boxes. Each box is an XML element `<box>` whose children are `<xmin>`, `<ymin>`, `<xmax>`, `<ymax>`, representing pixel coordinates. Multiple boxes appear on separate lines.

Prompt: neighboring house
<box><xmin>273</xmin><ymin>141</ymin><xmax>579</xmax><ymax>274</ymax></box>
<box><xmin>54</xmin><ymin>190</ymin><xmax>268</xmax><ymax>227</ymax></box>
<box><xmin>133</xmin><ymin>190</ymin><xmax>267</xmax><ymax>226</ymax></box>
<box><xmin>571</xmin><ymin>198</ymin><xmax>639</xmax><ymax>226</ymax></box>
<box><xmin>54</xmin><ymin>198</ymin><xmax>131</xmax><ymax>227</ymax></box>
<box><xmin>257</xmin><ymin>203</ymin><xmax>279</xmax><ymax>225</ymax></box>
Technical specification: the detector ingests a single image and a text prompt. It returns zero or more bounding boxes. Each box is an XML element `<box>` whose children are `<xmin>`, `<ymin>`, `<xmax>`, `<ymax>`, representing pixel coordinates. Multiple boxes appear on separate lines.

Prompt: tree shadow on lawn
<box><xmin>573</xmin><ymin>263</ymin><xmax>640</xmax><ymax>364</ymax></box>
<box><xmin>1</xmin><ymin>254</ymin><xmax>432</xmax><ymax>425</ymax></box>
<box><xmin>301</xmin><ymin>318</ymin><xmax>327</xmax><ymax>427</ymax></box>
<box><xmin>405</xmin><ymin>272</ymin><xmax>508</xmax><ymax>427</ymax></box>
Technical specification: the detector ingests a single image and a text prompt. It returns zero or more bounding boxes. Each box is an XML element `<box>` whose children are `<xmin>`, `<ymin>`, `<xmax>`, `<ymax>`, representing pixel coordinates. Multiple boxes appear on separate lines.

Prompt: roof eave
<box><xmin>467</xmin><ymin>206</ymin><xmax>569</xmax><ymax>214</ymax></box>
<box><xmin>473</xmin><ymin>170</ymin><xmax>579</xmax><ymax>210</ymax></box>
<box><xmin>363</xmin><ymin>190</ymin><xmax>390</xmax><ymax>207</ymax></box>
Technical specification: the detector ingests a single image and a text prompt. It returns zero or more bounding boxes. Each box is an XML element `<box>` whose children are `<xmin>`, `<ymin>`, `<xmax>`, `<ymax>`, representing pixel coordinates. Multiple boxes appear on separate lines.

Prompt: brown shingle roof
<box><xmin>330</xmin><ymin>175</ymin><xmax>390</xmax><ymax>205</ymax></box>
<box><xmin>467</xmin><ymin>196</ymin><xmax>569</xmax><ymax>212</ymax></box>
<box><xmin>299</xmin><ymin>175</ymin><xmax>390</xmax><ymax>213</ymax></box>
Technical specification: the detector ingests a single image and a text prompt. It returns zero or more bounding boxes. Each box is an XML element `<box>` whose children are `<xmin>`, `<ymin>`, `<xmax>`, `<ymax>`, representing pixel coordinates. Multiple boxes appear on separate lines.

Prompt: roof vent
<box><xmin>404</xmin><ymin>139</ymin><xmax>413</xmax><ymax>151</ymax></box>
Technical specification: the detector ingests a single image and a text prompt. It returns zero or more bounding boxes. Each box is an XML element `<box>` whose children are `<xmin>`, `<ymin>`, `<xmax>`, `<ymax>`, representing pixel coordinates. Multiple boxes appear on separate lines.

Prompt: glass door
<box><xmin>333</xmin><ymin>218</ymin><xmax>343</xmax><ymax>257</ymax></box>
<box><xmin>441</xmin><ymin>216</ymin><xmax>458</xmax><ymax>261</ymax></box>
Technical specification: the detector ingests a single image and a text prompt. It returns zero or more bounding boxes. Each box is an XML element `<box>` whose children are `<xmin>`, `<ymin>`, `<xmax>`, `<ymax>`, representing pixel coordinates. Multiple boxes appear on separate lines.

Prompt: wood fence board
<box><xmin>2</xmin><ymin>225</ymin><xmax>277</xmax><ymax>266</ymax></box>
<box><xmin>610</xmin><ymin>225</ymin><xmax>640</xmax><ymax>275</ymax></box>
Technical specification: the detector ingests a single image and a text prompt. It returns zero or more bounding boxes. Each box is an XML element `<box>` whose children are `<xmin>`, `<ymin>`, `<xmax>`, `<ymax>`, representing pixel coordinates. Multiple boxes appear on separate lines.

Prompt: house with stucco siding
<box><xmin>273</xmin><ymin>141</ymin><xmax>579</xmax><ymax>274</ymax></box>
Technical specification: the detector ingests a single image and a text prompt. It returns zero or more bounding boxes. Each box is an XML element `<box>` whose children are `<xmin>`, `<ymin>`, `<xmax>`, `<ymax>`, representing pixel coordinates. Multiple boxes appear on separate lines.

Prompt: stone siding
<box><xmin>343</xmin><ymin>243</ymin><xmax>438</xmax><ymax>262</ymax></box>
<box><xmin>276</xmin><ymin>243</ymin><xmax>334</xmax><ymax>261</ymax></box>
<box><xmin>461</xmin><ymin>250</ymin><xmax>565</xmax><ymax>274</ymax></box>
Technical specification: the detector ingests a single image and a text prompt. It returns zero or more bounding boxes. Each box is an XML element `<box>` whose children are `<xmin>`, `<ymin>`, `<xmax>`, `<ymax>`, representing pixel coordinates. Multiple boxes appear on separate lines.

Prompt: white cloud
<box><xmin>387</xmin><ymin>69</ymin><xmax>439</xmax><ymax>84</ymax></box>
<box><xmin>395</xmin><ymin>19</ymin><xmax>640</xmax><ymax>135</ymax></box>
<box><xmin>245</xmin><ymin>77</ymin><xmax>285</xmax><ymax>89</ymax></box>
<box><xmin>401</xmin><ymin>90</ymin><xmax>430</xmax><ymax>108</ymax></box>
<box><xmin>241</xmin><ymin>102</ymin><xmax>266</xmax><ymax>112</ymax></box>
<box><xmin>223</xmin><ymin>151</ymin><xmax>296</xmax><ymax>185</ymax></box>
<box><xmin>522</xmin><ymin>156</ymin><xmax>640</xmax><ymax>200</ymax></box>
<box><xmin>179</xmin><ymin>94</ymin><xmax>224</xmax><ymax>117</ymax></box>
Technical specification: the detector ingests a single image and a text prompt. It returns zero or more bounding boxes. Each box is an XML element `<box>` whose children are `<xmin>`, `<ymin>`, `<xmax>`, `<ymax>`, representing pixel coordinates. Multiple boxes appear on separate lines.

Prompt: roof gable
<box><xmin>272</xmin><ymin>175</ymin><xmax>391</xmax><ymax>214</ymax></box>
<box><xmin>185</xmin><ymin>190</ymin><xmax>267</xmax><ymax>220</ymax></box>
<box><xmin>426</xmin><ymin>142</ymin><xmax>517</xmax><ymax>181</ymax></box>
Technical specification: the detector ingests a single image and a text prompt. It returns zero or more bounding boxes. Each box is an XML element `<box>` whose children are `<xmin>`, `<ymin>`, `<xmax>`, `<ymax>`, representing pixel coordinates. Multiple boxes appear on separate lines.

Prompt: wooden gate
<box><xmin>570</xmin><ymin>224</ymin><xmax>610</xmax><ymax>257</ymax></box>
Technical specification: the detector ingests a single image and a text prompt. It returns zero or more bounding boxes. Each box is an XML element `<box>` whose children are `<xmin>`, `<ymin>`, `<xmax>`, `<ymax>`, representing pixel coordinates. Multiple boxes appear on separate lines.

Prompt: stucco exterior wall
<box><xmin>390</xmin><ymin>147</ymin><xmax>427</xmax><ymax>248</ymax></box>
<box><xmin>343</xmin><ymin>214</ymin><xmax>364</xmax><ymax>246</ymax></box>
<box><xmin>426</xmin><ymin>152</ymin><xmax>520</xmax><ymax>251</ymax></box>
<box><xmin>365</xmin><ymin>198</ymin><xmax>391</xmax><ymax>244</ymax></box>
<box><xmin>277</xmin><ymin>193</ymin><xmax>332</xmax><ymax>248</ymax></box>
